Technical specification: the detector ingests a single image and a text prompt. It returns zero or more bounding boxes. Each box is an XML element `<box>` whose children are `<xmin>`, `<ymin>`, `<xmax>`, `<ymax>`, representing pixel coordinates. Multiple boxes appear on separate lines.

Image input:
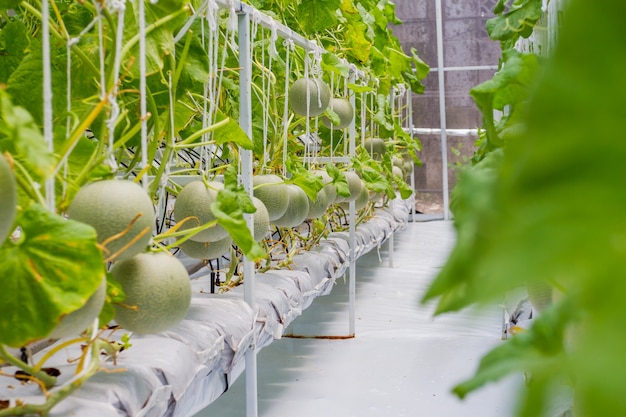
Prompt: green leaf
<box><xmin>411</xmin><ymin>47</ymin><xmax>430</xmax><ymax>80</ymax></box>
<box><xmin>453</xmin><ymin>300</ymin><xmax>575</xmax><ymax>400</ymax></box>
<box><xmin>0</xmin><ymin>89</ymin><xmax>55</xmax><ymax>179</ymax></box>
<box><xmin>297</xmin><ymin>0</ymin><xmax>340</xmax><ymax>34</ymax></box>
<box><xmin>325</xmin><ymin>163</ymin><xmax>350</xmax><ymax>197</ymax></box>
<box><xmin>0</xmin><ymin>204</ymin><xmax>105</xmax><ymax>347</ymax></box>
<box><xmin>486</xmin><ymin>0</ymin><xmax>543</xmax><ymax>45</ymax></box>
<box><xmin>285</xmin><ymin>157</ymin><xmax>323</xmax><ymax>201</ymax></box>
<box><xmin>0</xmin><ymin>21</ymin><xmax>29</xmax><ymax>83</ymax></box>
<box><xmin>0</xmin><ymin>0</ymin><xmax>21</xmax><ymax>9</ymax></box>
<box><xmin>321</xmin><ymin>52</ymin><xmax>350</xmax><ymax>77</ymax></box>
<box><xmin>213</xmin><ymin>109</ymin><xmax>255</xmax><ymax>150</ymax></box>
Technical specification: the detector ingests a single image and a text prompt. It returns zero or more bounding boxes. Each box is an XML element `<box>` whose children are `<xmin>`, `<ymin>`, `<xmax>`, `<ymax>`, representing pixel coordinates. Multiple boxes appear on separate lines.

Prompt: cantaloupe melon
<box><xmin>112</xmin><ymin>251</ymin><xmax>191</xmax><ymax>334</ymax></box>
<box><xmin>174</xmin><ymin>181</ymin><xmax>228</xmax><ymax>243</ymax></box>
<box><xmin>252</xmin><ymin>197</ymin><xmax>270</xmax><ymax>242</ymax></box>
<box><xmin>253</xmin><ymin>175</ymin><xmax>289</xmax><ymax>221</ymax></box>
<box><xmin>363</xmin><ymin>138</ymin><xmax>386</xmax><ymax>160</ymax></box>
<box><xmin>273</xmin><ymin>184</ymin><xmax>310</xmax><ymax>228</ymax></box>
<box><xmin>339</xmin><ymin>179</ymin><xmax>369</xmax><ymax>211</ymax></box>
<box><xmin>178</xmin><ymin>235</ymin><xmax>232</xmax><ymax>260</ymax></box>
<box><xmin>67</xmin><ymin>179</ymin><xmax>155</xmax><ymax>261</ymax></box>
<box><xmin>0</xmin><ymin>154</ymin><xmax>17</xmax><ymax>244</ymax></box>
<box><xmin>392</xmin><ymin>165</ymin><xmax>404</xmax><ymax>179</ymax></box>
<box><xmin>312</xmin><ymin>169</ymin><xmax>337</xmax><ymax>204</ymax></box>
<box><xmin>306</xmin><ymin>186</ymin><xmax>330</xmax><ymax>220</ymax></box>
<box><xmin>335</xmin><ymin>171</ymin><xmax>363</xmax><ymax>203</ymax></box>
<box><xmin>321</xmin><ymin>98</ymin><xmax>354</xmax><ymax>130</ymax></box>
<box><xmin>49</xmin><ymin>278</ymin><xmax>106</xmax><ymax>339</ymax></box>
<box><xmin>289</xmin><ymin>78</ymin><xmax>331</xmax><ymax>117</ymax></box>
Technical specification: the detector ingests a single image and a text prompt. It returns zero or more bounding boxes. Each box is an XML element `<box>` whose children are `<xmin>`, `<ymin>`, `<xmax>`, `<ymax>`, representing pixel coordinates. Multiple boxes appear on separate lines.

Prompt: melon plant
<box><xmin>178</xmin><ymin>235</ymin><xmax>233</xmax><ymax>260</ymax></box>
<box><xmin>364</xmin><ymin>138</ymin><xmax>387</xmax><ymax>160</ymax></box>
<box><xmin>253</xmin><ymin>174</ymin><xmax>289</xmax><ymax>221</ymax></box>
<box><xmin>288</xmin><ymin>78</ymin><xmax>331</xmax><ymax>117</ymax></box>
<box><xmin>273</xmin><ymin>184</ymin><xmax>310</xmax><ymax>228</ymax></box>
<box><xmin>322</xmin><ymin>98</ymin><xmax>354</xmax><ymax>130</ymax></box>
<box><xmin>0</xmin><ymin>153</ymin><xmax>17</xmax><ymax>244</ymax></box>
<box><xmin>112</xmin><ymin>251</ymin><xmax>191</xmax><ymax>334</ymax></box>
<box><xmin>67</xmin><ymin>179</ymin><xmax>156</xmax><ymax>261</ymax></box>
<box><xmin>335</xmin><ymin>171</ymin><xmax>363</xmax><ymax>203</ymax></box>
<box><xmin>174</xmin><ymin>180</ymin><xmax>228</xmax><ymax>243</ymax></box>
<box><xmin>339</xmin><ymin>179</ymin><xmax>369</xmax><ymax>211</ymax></box>
<box><xmin>252</xmin><ymin>196</ymin><xmax>270</xmax><ymax>241</ymax></box>
<box><xmin>48</xmin><ymin>278</ymin><xmax>107</xmax><ymax>339</ymax></box>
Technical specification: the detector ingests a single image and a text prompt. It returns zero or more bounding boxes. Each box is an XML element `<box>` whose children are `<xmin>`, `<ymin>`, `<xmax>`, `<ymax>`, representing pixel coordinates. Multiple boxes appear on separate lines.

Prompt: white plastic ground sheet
<box><xmin>199</xmin><ymin>220</ymin><xmax>523</xmax><ymax>417</ymax></box>
<box><xmin>0</xmin><ymin>199</ymin><xmax>412</xmax><ymax>417</ymax></box>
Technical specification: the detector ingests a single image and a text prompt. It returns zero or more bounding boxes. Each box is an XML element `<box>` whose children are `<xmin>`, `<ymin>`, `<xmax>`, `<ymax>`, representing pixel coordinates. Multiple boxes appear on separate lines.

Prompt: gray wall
<box><xmin>392</xmin><ymin>0</ymin><xmax>500</xmax><ymax>196</ymax></box>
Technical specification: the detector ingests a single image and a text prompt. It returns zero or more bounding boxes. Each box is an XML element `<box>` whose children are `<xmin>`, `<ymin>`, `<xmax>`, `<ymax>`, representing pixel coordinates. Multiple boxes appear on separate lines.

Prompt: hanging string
<box><xmin>281</xmin><ymin>39</ymin><xmax>294</xmax><ymax>178</ymax></box>
<box><xmin>138</xmin><ymin>0</ymin><xmax>149</xmax><ymax>189</ymax></box>
<box><xmin>303</xmin><ymin>51</ymin><xmax>311</xmax><ymax>170</ymax></box>
<box><xmin>261</xmin><ymin>23</ymin><xmax>270</xmax><ymax>171</ymax></box>
<box><xmin>54</xmin><ymin>18</ymin><xmax>99</xmax><ymax>178</ymax></box>
<box><xmin>105</xmin><ymin>1</ymin><xmax>127</xmax><ymax>173</ymax></box>
<box><xmin>360</xmin><ymin>79</ymin><xmax>367</xmax><ymax>147</ymax></box>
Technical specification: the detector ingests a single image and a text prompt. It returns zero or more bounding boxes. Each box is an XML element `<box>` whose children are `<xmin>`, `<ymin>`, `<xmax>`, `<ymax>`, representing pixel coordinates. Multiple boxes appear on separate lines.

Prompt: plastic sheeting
<box><xmin>0</xmin><ymin>198</ymin><xmax>412</xmax><ymax>417</ymax></box>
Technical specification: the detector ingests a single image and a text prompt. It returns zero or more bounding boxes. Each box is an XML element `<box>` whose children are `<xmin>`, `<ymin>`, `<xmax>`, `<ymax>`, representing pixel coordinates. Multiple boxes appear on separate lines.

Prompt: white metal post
<box><xmin>348</xmin><ymin>68</ymin><xmax>357</xmax><ymax>337</ymax></box>
<box><xmin>238</xmin><ymin>10</ymin><xmax>258</xmax><ymax>417</ymax></box>
<box><xmin>408</xmin><ymin>88</ymin><xmax>417</xmax><ymax>223</ymax></box>
<box><xmin>435</xmin><ymin>0</ymin><xmax>450</xmax><ymax>220</ymax></box>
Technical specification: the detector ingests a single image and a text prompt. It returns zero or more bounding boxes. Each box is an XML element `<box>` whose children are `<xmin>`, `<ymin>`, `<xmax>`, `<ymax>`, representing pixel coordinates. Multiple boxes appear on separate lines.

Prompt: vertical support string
<box><xmin>281</xmin><ymin>39</ymin><xmax>293</xmax><ymax>178</ymax></box>
<box><xmin>138</xmin><ymin>0</ymin><xmax>149</xmax><ymax>188</ymax></box>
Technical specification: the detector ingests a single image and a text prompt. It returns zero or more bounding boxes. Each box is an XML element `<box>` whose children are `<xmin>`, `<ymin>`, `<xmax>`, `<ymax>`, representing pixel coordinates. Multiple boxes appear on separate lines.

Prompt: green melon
<box><xmin>178</xmin><ymin>235</ymin><xmax>232</xmax><ymax>260</ymax></box>
<box><xmin>0</xmin><ymin>154</ymin><xmax>17</xmax><ymax>244</ymax></box>
<box><xmin>306</xmin><ymin>186</ymin><xmax>330</xmax><ymax>220</ymax></box>
<box><xmin>336</xmin><ymin>171</ymin><xmax>363</xmax><ymax>203</ymax></box>
<box><xmin>363</xmin><ymin>138</ymin><xmax>387</xmax><ymax>160</ymax></box>
<box><xmin>252</xmin><ymin>197</ymin><xmax>270</xmax><ymax>241</ymax></box>
<box><xmin>67</xmin><ymin>179</ymin><xmax>155</xmax><ymax>262</ymax></box>
<box><xmin>112</xmin><ymin>251</ymin><xmax>191</xmax><ymax>334</ymax></box>
<box><xmin>289</xmin><ymin>78</ymin><xmax>331</xmax><ymax>117</ymax></box>
<box><xmin>392</xmin><ymin>155</ymin><xmax>404</xmax><ymax>169</ymax></box>
<box><xmin>321</xmin><ymin>98</ymin><xmax>354</xmax><ymax>130</ymax></box>
<box><xmin>339</xmin><ymin>180</ymin><xmax>369</xmax><ymax>211</ymax></box>
<box><xmin>273</xmin><ymin>184</ymin><xmax>310</xmax><ymax>228</ymax></box>
<box><xmin>312</xmin><ymin>169</ymin><xmax>337</xmax><ymax>204</ymax></box>
<box><xmin>253</xmin><ymin>175</ymin><xmax>289</xmax><ymax>221</ymax></box>
<box><xmin>392</xmin><ymin>165</ymin><xmax>404</xmax><ymax>179</ymax></box>
<box><xmin>174</xmin><ymin>181</ymin><xmax>228</xmax><ymax>243</ymax></box>
<box><xmin>49</xmin><ymin>278</ymin><xmax>106</xmax><ymax>339</ymax></box>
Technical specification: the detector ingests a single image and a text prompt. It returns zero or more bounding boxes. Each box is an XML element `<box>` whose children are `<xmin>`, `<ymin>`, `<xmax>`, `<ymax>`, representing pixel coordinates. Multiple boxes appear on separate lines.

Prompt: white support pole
<box><xmin>407</xmin><ymin>89</ymin><xmax>417</xmax><ymax>223</ymax></box>
<box><xmin>348</xmin><ymin>68</ymin><xmax>357</xmax><ymax>337</ymax></box>
<box><xmin>41</xmin><ymin>0</ymin><xmax>54</xmax><ymax>212</ymax></box>
<box><xmin>238</xmin><ymin>11</ymin><xmax>258</xmax><ymax>417</ymax></box>
<box><xmin>435</xmin><ymin>0</ymin><xmax>450</xmax><ymax>220</ymax></box>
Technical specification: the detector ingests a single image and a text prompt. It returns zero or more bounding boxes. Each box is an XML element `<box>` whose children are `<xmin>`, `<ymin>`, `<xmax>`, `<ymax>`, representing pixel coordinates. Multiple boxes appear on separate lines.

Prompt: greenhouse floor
<box><xmin>195</xmin><ymin>219</ymin><xmax>522</xmax><ymax>417</ymax></box>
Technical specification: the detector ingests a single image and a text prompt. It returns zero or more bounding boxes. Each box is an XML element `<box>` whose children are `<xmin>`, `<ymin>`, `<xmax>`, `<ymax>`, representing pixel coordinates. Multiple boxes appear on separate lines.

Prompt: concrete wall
<box><xmin>392</xmin><ymin>0</ymin><xmax>500</xmax><ymax>206</ymax></box>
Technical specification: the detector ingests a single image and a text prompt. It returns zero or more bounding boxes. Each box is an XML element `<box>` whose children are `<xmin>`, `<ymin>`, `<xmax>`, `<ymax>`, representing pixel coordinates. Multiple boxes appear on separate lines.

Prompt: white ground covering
<box><xmin>196</xmin><ymin>221</ymin><xmax>522</xmax><ymax>417</ymax></box>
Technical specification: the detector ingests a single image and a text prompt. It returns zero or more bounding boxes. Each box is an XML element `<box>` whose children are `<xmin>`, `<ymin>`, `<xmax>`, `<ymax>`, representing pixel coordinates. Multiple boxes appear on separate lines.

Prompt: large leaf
<box><xmin>0</xmin><ymin>20</ymin><xmax>29</xmax><ymax>83</ymax></box>
<box><xmin>486</xmin><ymin>0</ymin><xmax>543</xmax><ymax>47</ymax></box>
<box><xmin>0</xmin><ymin>90</ymin><xmax>55</xmax><ymax>179</ymax></box>
<box><xmin>426</xmin><ymin>1</ymin><xmax>626</xmax><ymax>415</ymax></box>
<box><xmin>0</xmin><ymin>204</ymin><xmax>105</xmax><ymax>347</ymax></box>
<box><xmin>297</xmin><ymin>0</ymin><xmax>340</xmax><ymax>34</ymax></box>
